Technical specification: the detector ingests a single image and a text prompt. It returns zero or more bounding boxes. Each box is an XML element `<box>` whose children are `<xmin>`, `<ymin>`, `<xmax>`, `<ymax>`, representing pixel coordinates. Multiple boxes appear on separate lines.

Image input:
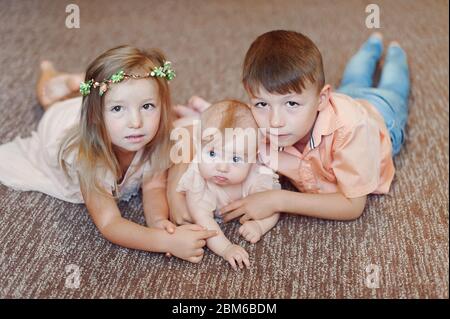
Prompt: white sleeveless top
<box><xmin>0</xmin><ymin>97</ymin><xmax>151</xmax><ymax>203</ymax></box>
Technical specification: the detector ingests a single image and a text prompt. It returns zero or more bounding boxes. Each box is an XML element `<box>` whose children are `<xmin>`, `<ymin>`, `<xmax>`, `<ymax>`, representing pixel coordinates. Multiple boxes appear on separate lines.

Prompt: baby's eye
<box><xmin>142</xmin><ymin>103</ymin><xmax>155</xmax><ymax>110</ymax></box>
<box><xmin>111</xmin><ymin>105</ymin><xmax>123</xmax><ymax>112</ymax></box>
<box><xmin>287</xmin><ymin>101</ymin><xmax>300</xmax><ymax>107</ymax></box>
<box><xmin>232</xmin><ymin>156</ymin><xmax>243</xmax><ymax>163</ymax></box>
<box><xmin>209</xmin><ymin>150</ymin><xmax>216</xmax><ymax>158</ymax></box>
<box><xmin>254</xmin><ymin>102</ymin><xmax>268</xmax><ymax>108</ymax></box>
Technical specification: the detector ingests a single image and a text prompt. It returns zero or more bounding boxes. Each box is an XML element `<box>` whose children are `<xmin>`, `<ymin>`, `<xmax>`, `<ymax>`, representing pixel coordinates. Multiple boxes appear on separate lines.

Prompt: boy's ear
<box><xmin>318</xmin><ymin>84</ymin><xmax>331</xmax><ymax>111</ymax></box>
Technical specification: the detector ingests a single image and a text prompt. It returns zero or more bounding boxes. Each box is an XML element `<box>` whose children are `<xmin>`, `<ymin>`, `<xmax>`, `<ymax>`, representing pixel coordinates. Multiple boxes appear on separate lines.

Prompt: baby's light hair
<box><xmin>199</xmin><ymin>100</ymin><xmax>258</xmax><ymax>162</ymax></box>
<box><xmin>59</xmin><ymin>45</ymin><xmax>174</xmax><ymax>197</ymax></box>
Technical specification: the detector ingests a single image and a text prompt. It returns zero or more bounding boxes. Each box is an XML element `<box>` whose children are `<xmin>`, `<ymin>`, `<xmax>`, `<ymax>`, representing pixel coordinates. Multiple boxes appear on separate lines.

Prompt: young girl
<box><xmin>172</xmin><ymin>100</ymin><xmax>280</xmax><ymax>270</ymax></box>
<box><xmin>170</xmin><ymin>31</ymin><xmax>410</xmax><ymax>224</ymax></box>
<box><xmin>0</xmin><ymin>45</ymin><xmax>216</xmax><ymax>262</ymax></box>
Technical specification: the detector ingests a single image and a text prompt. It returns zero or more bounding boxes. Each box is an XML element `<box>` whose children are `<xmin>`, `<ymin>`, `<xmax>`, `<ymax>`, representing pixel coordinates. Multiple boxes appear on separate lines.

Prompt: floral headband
<box><xmin>79</xmin><ymin>61</ymin><xmax>176</xmax><ymax>96</ymax></box>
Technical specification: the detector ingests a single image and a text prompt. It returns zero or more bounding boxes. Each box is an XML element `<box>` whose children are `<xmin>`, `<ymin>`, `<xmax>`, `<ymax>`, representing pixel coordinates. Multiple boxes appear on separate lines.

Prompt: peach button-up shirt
<box><xmin>262</xmin><ymin>92</ymin><xmax>395</xmax><ymax>198</ymax></box>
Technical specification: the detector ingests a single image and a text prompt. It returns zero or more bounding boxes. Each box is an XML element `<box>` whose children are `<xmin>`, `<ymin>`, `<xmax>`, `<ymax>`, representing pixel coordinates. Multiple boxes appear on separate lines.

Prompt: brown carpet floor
<box><xmin>0</xmin><ymin>0</ymin><xmax>448</xmax><ymax>298</ymax></box>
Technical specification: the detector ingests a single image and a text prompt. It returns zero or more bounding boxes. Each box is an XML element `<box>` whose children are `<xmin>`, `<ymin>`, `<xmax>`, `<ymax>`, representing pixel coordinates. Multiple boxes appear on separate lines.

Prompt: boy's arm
<box><xmin>275</xmin><ymin>190</ymin><xmax>367</xmax><ymax>220</ymax></box>
<box><xmin>221</xmin><ymin>189</ymin><xmax>366</xmax><ymax>222</ymax></box>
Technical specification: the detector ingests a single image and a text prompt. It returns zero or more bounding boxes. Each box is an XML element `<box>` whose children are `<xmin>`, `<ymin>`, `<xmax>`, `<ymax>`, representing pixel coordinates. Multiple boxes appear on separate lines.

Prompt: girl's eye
<box><xmin>287</xmin><ymin>101</ymin><xmax>300</xmax><ymax>107</ymax></box>
<box><xmin>254</xmin><ymin>102</ymin><xmax>268</xmax><ymax>108</ymax></box>
<box><xmin>232</xmin><ymin>156</ymin><xmax>243</xmax><ymax>163</ymax></box>
<box><xmin>209</xmin><ymin>150</ymin><xmax>216</xmax><ymax>158</ymax></box>
<box><xmin>111</xmin><ymin>105</ymin><xmax>123</xmax><ymax>112</ymax></box>
<box><xmin>142</xmin><ymin>103</ymin><xmax>155</xmax><ymax>110</ymax></box>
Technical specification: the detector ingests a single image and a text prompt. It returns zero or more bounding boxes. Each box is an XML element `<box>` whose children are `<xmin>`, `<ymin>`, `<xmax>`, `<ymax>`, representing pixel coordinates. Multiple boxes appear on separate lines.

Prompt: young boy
<box><xmin>169</xmin><ymin>30</ymin><xmax>409</xmax><ymax>223</ymax></box>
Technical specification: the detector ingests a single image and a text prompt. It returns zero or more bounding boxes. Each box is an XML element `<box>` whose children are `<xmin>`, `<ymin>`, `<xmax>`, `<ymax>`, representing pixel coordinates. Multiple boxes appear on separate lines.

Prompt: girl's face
<box><xmin>103</xmin><ymin>78</ymin><xmax>161</xmax><ymax>154</ymax></box>
<box><xmin>248</xmin><ymin>83</ymin><xmax>329</xmax><ymax>148</ymax></box>
<box><xmin>198</xmin><ymin>132</ymin><xmax>256</xmax><ymax>186</ymax></box>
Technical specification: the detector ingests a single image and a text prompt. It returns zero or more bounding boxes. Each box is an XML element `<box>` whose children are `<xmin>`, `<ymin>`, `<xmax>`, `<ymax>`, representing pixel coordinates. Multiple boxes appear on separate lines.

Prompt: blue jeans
<box><xmin>336</xmin><ymin>35</ymin><xmax>410</xmax><ymax>156</ymax></box>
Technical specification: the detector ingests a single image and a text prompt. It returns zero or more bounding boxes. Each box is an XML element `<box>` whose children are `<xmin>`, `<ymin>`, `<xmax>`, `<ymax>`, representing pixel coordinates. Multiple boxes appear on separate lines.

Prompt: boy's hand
<box><xmin>167</xmin><ymin>224</ymin><xmax>218</xmax><ymax>263</ymax></box>
<box><xmin>222</xmin><ymin>244</ymin><xmax>250</xmax><ymax>270</ymax></box>
<box><xmin>219</xmin><ymin>191</ymin><xmax>279</xmax><ymax>223</ymax></box>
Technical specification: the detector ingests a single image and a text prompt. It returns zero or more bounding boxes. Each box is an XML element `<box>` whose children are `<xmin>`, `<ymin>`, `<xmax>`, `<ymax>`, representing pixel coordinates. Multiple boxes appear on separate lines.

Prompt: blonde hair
<box><xmin>200</xmin><ymin>100</ymin><xmax>258</xmax><ymax>136</ymax></box>
<box><xmin>59</xmin><ymin>45</ymin><xmax>174</xmax><ymax>197</ymax></box>
<box><xmin>199</xmin><ymin>100</ymin><xmax>258</xmax><ymax>160</ymax></box>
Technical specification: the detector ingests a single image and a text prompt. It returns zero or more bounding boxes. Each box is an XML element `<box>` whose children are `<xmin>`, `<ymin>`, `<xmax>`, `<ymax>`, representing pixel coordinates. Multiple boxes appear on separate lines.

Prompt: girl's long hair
<box><xmin>59</xmin><ymin>45</ymin><xmax>174</xmax><ymax>197</ymax></box>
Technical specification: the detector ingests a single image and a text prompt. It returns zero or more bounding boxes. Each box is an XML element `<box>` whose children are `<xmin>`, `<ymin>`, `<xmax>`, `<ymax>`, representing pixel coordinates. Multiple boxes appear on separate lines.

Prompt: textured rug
<box><xmin>0</xmin><ymin>0</ymin><xmax>448</xmax><ymax>298</ymax></box>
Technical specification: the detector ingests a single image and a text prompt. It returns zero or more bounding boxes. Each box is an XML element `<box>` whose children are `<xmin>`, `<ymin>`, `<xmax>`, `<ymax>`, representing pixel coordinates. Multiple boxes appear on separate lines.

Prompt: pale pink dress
<box><xmin>176</xmin><ymin>161</ymin><xmax>281</xmax><ymax>216</ymax></box>
<box><xmin>0</xmin><ymin>97</ymin><xmax>152</xmax><ymax>203</ymax></box>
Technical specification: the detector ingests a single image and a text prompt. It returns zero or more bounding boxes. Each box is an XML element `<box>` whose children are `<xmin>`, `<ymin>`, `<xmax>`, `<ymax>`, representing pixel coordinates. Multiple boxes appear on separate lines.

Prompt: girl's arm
<box><xmin>167</xmin><ymin>162</ymin><xmax>193</xmax><ymax>225</ymax></box>
<box><xmin>80</xmin><ymin>178</ymin><xmax>217</xmax><ymax>262</ymax></box>
<box><xmin>142</xmin><ymin>170</ymin><xmax>174</xmax><ymax>232</ymax></box>
<box><xmin>221</xmin><ymin>189</ymin><xmax>367</xmax><ymax>222</ymax></box>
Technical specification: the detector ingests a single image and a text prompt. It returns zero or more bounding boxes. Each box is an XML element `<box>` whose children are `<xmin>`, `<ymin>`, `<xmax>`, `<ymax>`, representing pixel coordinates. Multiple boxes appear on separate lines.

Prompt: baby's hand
<box><xmin>222</xmin><ymin>244</ymin><xmax>250</xmax><ymax>270</ymax></box>
<box><xmin>239</xmin><ymin>220</ymin><xmax>264</xmax><ymax>244</ymax></box>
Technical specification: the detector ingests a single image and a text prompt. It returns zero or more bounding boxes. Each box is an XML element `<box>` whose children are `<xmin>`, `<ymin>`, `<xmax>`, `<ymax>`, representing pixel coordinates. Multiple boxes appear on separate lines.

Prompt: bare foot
<box><xmin>370</xmin><ymin>32</ymin><xmax>383</xmax><ymax>41</ymax></box>
<box><xmin>187</xmin><ymin>95</ymin><xmax>211</xmax><ymax>113</ymax></box>
<box><xmin>173</xmin><ymin>104</ymin><xmax>201</xmax><ymax>119</ymax></box>
<box><xmin>239</xmin><ymin>220</ymin><xmax>264</xmax><ymax>244</ymax></box>
<box><xmin>36</xmin><ymin>61</ymin><xmax>84</xmax><ymax>109</ymax></box>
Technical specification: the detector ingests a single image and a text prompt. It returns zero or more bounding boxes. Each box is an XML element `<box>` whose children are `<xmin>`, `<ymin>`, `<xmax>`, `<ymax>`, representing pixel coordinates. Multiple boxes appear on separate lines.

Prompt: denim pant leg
<box><xmin>339</xmin><ymin>35</ymin><xmax>383</xmax><ymax>89</ymax></box>
<box><xmin>337</xmin><ymin>45</ymin><xmax>410</xmax><ymax>157</ymax></box>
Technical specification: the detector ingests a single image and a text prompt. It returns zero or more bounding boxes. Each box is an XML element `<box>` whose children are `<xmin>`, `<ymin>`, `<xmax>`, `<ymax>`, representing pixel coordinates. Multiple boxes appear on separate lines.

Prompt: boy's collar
<box><xmin>284</xmin><ymin>93</ymin><xmax>344</xmax><ymax>156</ymax></box>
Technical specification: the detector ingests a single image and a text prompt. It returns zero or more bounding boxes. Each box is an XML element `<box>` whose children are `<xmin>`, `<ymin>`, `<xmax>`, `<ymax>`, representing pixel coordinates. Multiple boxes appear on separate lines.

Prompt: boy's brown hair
<box><xmin>242</xmin><ymin>30</ymin><xmax>325</xmax><ymax>96</ymax></box>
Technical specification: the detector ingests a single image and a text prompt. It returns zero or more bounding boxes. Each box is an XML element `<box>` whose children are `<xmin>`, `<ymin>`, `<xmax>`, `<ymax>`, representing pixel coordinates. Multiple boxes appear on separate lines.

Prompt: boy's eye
<box><xmin>232</xmin><ymin>156</ymin><xmax>243</xmax><ymax>163</ymax></box>
<box><xmin>142</xmin><ymin>103</ymin><xmax>155</xmax><ymax>110</ymax></box>
<box><xmin>111</xmin><ymin>105</ymin><xmax>123</xmax><ymax>112</ymax></box>
<box><xmin>254</xmin><ymin>102</ymin><xmax>268</xmax><ymax>108</ymax></box>
<box><xmin>287</xmin><ymin>101</ymin><xmax>300</xmax><ymax>107</ymax></box>
<box><xmin>209</xmin><ymin>150</ymin><xmax>216</xmax><ymax>158</ymax></box>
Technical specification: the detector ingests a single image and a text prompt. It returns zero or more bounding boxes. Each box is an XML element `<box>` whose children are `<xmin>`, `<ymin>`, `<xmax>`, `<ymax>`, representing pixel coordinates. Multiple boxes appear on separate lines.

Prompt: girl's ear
<box><xmin>318</xmin><ymin>84</ymin><xmax>331</xmax><ymax>111</ymax></box>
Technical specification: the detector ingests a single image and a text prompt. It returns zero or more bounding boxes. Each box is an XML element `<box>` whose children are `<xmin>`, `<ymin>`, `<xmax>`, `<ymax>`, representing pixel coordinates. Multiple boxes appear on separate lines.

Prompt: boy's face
<box><xmin>248</xmin><ymin>83</ymin><xmax>329</xmax><ymax>148</ymax></box>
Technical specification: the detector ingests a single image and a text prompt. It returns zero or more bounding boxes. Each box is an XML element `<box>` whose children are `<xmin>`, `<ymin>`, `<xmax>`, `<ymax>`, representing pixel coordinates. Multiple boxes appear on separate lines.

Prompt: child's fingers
<box><xmin>219</xmin><ymin>200</ymin><xmax>243</xmax><ymax>216</ymax></box>
<box><xmin>223</xmin><ymin>208</ymin><xmax>246</xmax><ymax>223</ymax></box>
<box><xmin>188</xmin><ymin>255</ymin><xmax>203</xmax><ymax>263</ymax></box>
<box><xmin>194</xmin><ymin>248</ymin><xmax>204</xmax><ymax>256</ymax></box>
<box><xmin>239</xmin><ymin>214</ymin><xmax>252</xmax><ymax>224</ymax></box>
<box><xmin>235</xmin><ymin>255</ymin><xmax>244</xmax><ymax>269</ymax></box>
<box><xmin>243</xmin><ymin>256</ymin><xmax>250</xmax><ymax>268</ymax></box>
<box><xmin>227</xmin><ymin>257</ymin><xmax>237</xmax><ymax>271</ymax></box>
<box><xmin>173</xmin><ymin>104</ymin><xmax>199</xmax><ymax>118</ymax></box>
<box><xmin>165</xmin><ymin>221</ymin><xmax>176</xmax><ymax>233</ymax></box>
<box><xmin>195</xmin><ymin>239</ymin><xmax>206</xmax><ymax>248</ymax></box>
<box><xmin>198</xmin><ymin>230</ymin><xmax>218</xmax><ymax>239</ymax></box>
<box><xmin>184</xmin><ymin>224</ymin><xmax>205</xmax><ymax>231</ymax></box>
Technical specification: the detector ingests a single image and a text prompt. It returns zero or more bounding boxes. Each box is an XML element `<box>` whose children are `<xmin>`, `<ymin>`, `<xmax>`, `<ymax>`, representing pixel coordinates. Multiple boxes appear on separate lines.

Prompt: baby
<box><xmin>174</xmin><ymin>100</ymin><xmax>280</xmax><ymax>270</ymax></box>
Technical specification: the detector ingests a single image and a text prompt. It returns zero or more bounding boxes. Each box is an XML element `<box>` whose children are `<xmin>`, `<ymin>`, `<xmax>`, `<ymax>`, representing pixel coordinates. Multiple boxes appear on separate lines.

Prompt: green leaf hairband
<box><xmin>79</xmin><ymin>61</ymin><xmax>176</xmax><ymax>97</ymax></box>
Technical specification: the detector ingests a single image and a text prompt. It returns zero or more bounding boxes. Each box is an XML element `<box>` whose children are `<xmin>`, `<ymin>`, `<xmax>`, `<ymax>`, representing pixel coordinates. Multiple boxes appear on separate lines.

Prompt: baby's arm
<box><xmin>186</xmin><ymin>192</ymin><xmax>250</xmax><ymax>270</ymax></box>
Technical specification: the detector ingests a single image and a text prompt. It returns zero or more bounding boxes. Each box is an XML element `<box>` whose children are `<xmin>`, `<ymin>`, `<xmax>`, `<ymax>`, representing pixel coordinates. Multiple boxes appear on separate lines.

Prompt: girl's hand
<box><xmin>219</xmin><ymin>191</ymin><xmax>279</xmax><ymax>223</ymax></box>
<box><xmin>151</xmin><ymin>218</ymin><xmax>176</xmax><ymax>234</ymax></box>
<box><xmin>168</xmin><ymin>224</ymin><xmax>218</xmax><ymax>263</ymax></box>
<box><xmin>222</xmin><ymin>244</ymin><xmax>250</xmax><ymax>270</ymax></box>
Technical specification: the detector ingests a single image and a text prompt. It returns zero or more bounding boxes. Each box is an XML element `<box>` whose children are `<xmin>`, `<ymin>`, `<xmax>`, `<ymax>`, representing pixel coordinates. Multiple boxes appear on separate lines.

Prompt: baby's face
<box><xmin>103</xmin><ymin>78</ymin><xmax>161</xmax><ymax>154</ymax></box>
<box><xmin>198</xmin><ymin>131</ymin><xmax>257</xmax><ymax>186</ymax></box>
<box><xmin>248</xmin><ymin>83</ymin><xmax>327</xmax><ymax>148</ymax></box>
